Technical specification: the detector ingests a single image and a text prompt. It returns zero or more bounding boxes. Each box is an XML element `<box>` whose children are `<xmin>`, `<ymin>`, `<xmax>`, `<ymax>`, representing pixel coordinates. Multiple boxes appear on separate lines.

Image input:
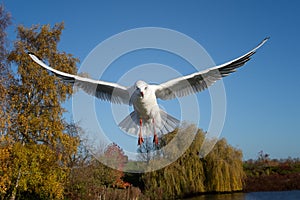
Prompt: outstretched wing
<box><xmin>155</xmin><ymin>37</ymin><xmax>269</xmax><ymax>100</ymax></box>
<box><xmin>28</xmin><ymin>53</ymin><xmax>130</xmax><ymax>104</ymax></box>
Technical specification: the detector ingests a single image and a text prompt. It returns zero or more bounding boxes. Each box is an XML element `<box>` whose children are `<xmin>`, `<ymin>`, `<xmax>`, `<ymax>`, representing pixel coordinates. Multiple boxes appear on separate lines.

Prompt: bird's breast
<box><xmin>132</xmin><ymin>94</ymin><xmax>159</xmax><ymax>120</ymax></box>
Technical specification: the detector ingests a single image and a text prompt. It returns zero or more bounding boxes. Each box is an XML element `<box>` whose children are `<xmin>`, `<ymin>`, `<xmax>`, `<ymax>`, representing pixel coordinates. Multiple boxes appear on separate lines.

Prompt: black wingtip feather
<box><xmin>27</xmin><ymin>52</ymin><xmax>43</xmax><ymax>61</ymax></box>
<box><xmin>27</xmin><ymin>51</ymin><xmax>35</xmax><ymax>56</ymax></box>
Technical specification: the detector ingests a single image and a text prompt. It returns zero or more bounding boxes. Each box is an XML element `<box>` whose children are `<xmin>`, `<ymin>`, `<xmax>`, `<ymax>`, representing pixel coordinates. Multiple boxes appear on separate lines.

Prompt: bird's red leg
<box><xmin>138</xmin><ymin>118</ymin><xmax>144</xmax><ymax>145</ymax></box>
<box><xmin>153</xmin><ymin>118</ymin><xmax>158</xmax><ymax>145</ymax></box>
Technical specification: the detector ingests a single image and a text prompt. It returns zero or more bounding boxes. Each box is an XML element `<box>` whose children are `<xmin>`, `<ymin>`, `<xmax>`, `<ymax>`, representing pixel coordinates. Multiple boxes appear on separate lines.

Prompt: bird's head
<box><xmin>135</xmin><ymin>80</ymin><xmax>148</xmax><ymax>98</ymax></box>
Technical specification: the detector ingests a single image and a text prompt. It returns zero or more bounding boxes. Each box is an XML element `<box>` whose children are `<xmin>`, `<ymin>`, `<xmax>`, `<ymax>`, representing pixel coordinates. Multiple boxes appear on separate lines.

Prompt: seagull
<box><xmin>28</xmin><ymin>37</ymin><xmax>268</xmax><ymax>146</ymax></box>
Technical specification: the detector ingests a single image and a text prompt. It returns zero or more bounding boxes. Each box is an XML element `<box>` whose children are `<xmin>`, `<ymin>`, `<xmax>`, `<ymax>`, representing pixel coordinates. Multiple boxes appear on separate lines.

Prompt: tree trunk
<box><xmin>9</xmin><ymin>168</ymin><xmax>21</xmax><ymax>200</ymax></box>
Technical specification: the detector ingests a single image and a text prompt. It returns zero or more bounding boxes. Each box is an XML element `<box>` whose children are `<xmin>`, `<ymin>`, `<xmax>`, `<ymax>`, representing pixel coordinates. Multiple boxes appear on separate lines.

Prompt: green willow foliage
<box><xmin>204</xmin><ymin>138</ymin><xmax>244</xmax><ymax>192</ymax></box>
<box><xmin>141</xmin><ymin>125</ymin><xmax>245</xmax><ymax>199</ymax></box>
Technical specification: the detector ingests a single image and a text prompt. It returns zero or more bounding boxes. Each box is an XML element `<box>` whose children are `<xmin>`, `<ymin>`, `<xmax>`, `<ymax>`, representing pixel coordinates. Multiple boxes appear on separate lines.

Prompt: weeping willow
<box><xmin>142</xmin><ymin>125</ymin><xmax>245</xmax><ymax>199</ymax></box>
<box><xmin>204</xmin><ymin>138</ymin><xmax>245</xmax><ymax>192</ymax></box>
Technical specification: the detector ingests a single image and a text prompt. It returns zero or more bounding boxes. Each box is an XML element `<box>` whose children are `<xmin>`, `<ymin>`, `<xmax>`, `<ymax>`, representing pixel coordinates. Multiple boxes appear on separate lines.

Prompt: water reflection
<box><xmin>185</xmin><ymin>190</ymin><xmax>300</xmax><ymax>200</ymax></box>
<box><xmin>186</xmin><ymin>193</ymin><xmax>246</xmax><ymax>200</ymax></box>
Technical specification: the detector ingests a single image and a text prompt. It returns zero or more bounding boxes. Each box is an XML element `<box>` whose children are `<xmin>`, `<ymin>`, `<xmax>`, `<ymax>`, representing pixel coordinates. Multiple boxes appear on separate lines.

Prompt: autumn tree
<box><xmin>0</xmin><ymin>5</ymin><xmax>11</xmax><ymax>137</ymax></box>
<box><xmin>104</xmin><ymin>143</ymin><xmax>127</xmax><ymax>171</ymax></box>
<box><xmin>98</xmin><ymin>143</ymin><xmax>129</xmax><ymax>188</ymax></box>
<box><xmin>65</xmin><ymin>141</ymin><xmax>132</xmax><ymax>199</ymax></box>
<box><xmin>2</xmin><ymin>22</ymin><xmax>79</xmax><ymax>199</ymax></box>
<box><xmin>0</xmin><ymin>5</ymin><xmax>12</xmax><ymax>197</ymax></box>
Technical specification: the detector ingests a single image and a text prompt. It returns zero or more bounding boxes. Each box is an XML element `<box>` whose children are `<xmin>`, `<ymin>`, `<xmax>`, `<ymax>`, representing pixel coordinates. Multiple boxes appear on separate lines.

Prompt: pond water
<box><xmin>185</xmin><ymin>190</ymin><xmax>300</xmax><ymax>200</ymax></box>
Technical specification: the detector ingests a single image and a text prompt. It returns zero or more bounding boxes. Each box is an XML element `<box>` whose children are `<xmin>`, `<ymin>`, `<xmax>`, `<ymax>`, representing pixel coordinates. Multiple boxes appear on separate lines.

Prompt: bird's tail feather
<box><xmin>118</xmin><ymin>110</ymin><xmax>180</xmax><ymax>136</ymax></box>
<box><xmin>159</xmin><ymin>110</ymin><xmax>180</xmax><ymax>134</ymax></box>
<box><xmin>118</xmin><ymin>111</ymin><xmax>139</xmax><ymax>135</ymax></box>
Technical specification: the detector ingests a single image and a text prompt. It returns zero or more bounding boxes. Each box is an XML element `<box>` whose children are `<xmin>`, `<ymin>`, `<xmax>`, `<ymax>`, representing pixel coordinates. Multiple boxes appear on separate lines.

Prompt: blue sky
<box><xmin>3</xmin><ymin>0</ymin><xmax>300</xmax><ymax>160</ymax></box>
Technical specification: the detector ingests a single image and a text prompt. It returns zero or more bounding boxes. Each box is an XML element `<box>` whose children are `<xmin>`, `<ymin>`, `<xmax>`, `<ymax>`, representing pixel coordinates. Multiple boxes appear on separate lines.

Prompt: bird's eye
<box><xmin>145</xmin><ymin>87</ymin><xmax>148</xmax><ymax>90</ymax></box>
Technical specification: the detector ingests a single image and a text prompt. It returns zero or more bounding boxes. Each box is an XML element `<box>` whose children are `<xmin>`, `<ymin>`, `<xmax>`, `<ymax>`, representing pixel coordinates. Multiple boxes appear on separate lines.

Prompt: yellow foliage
<box><xmin>0</xmin><ymin>136</ymin><xmax>13</xmax><ymax>195</ymax></box>
<box><xmin>1</xmin><ymin>23</ymin><xmax>80</xmax><ymax>199</ymax></box>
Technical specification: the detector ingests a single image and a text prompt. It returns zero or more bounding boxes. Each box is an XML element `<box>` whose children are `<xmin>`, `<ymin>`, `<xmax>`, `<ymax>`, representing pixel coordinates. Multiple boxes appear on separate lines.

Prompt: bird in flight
<box><xmin>28</xmin><ymin>37</ymin><xmax>268</xmax><ymax>146</ymax></box>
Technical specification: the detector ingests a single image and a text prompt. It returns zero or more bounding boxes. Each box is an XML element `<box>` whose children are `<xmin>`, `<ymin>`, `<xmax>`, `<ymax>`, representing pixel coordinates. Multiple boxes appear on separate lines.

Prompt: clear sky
<box><xmin>3</xmin><ymin>0</ymin><xmax>300</xmax><ymax>160</ymax></box>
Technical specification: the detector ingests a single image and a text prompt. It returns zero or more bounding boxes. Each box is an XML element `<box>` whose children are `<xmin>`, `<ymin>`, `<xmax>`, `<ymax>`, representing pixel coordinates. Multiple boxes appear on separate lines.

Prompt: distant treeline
<box><xmin>243</xmin><ymin>154</ymin><xmax>300</xmax><ymax>192</ymax></box>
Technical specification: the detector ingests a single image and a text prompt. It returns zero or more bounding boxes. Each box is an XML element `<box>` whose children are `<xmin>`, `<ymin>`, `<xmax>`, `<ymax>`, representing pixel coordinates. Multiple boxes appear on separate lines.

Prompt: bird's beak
<box><xmin>140</xmin><ymin>92</ymin><xmax>144</xmax><ymax>98</ymax></box>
